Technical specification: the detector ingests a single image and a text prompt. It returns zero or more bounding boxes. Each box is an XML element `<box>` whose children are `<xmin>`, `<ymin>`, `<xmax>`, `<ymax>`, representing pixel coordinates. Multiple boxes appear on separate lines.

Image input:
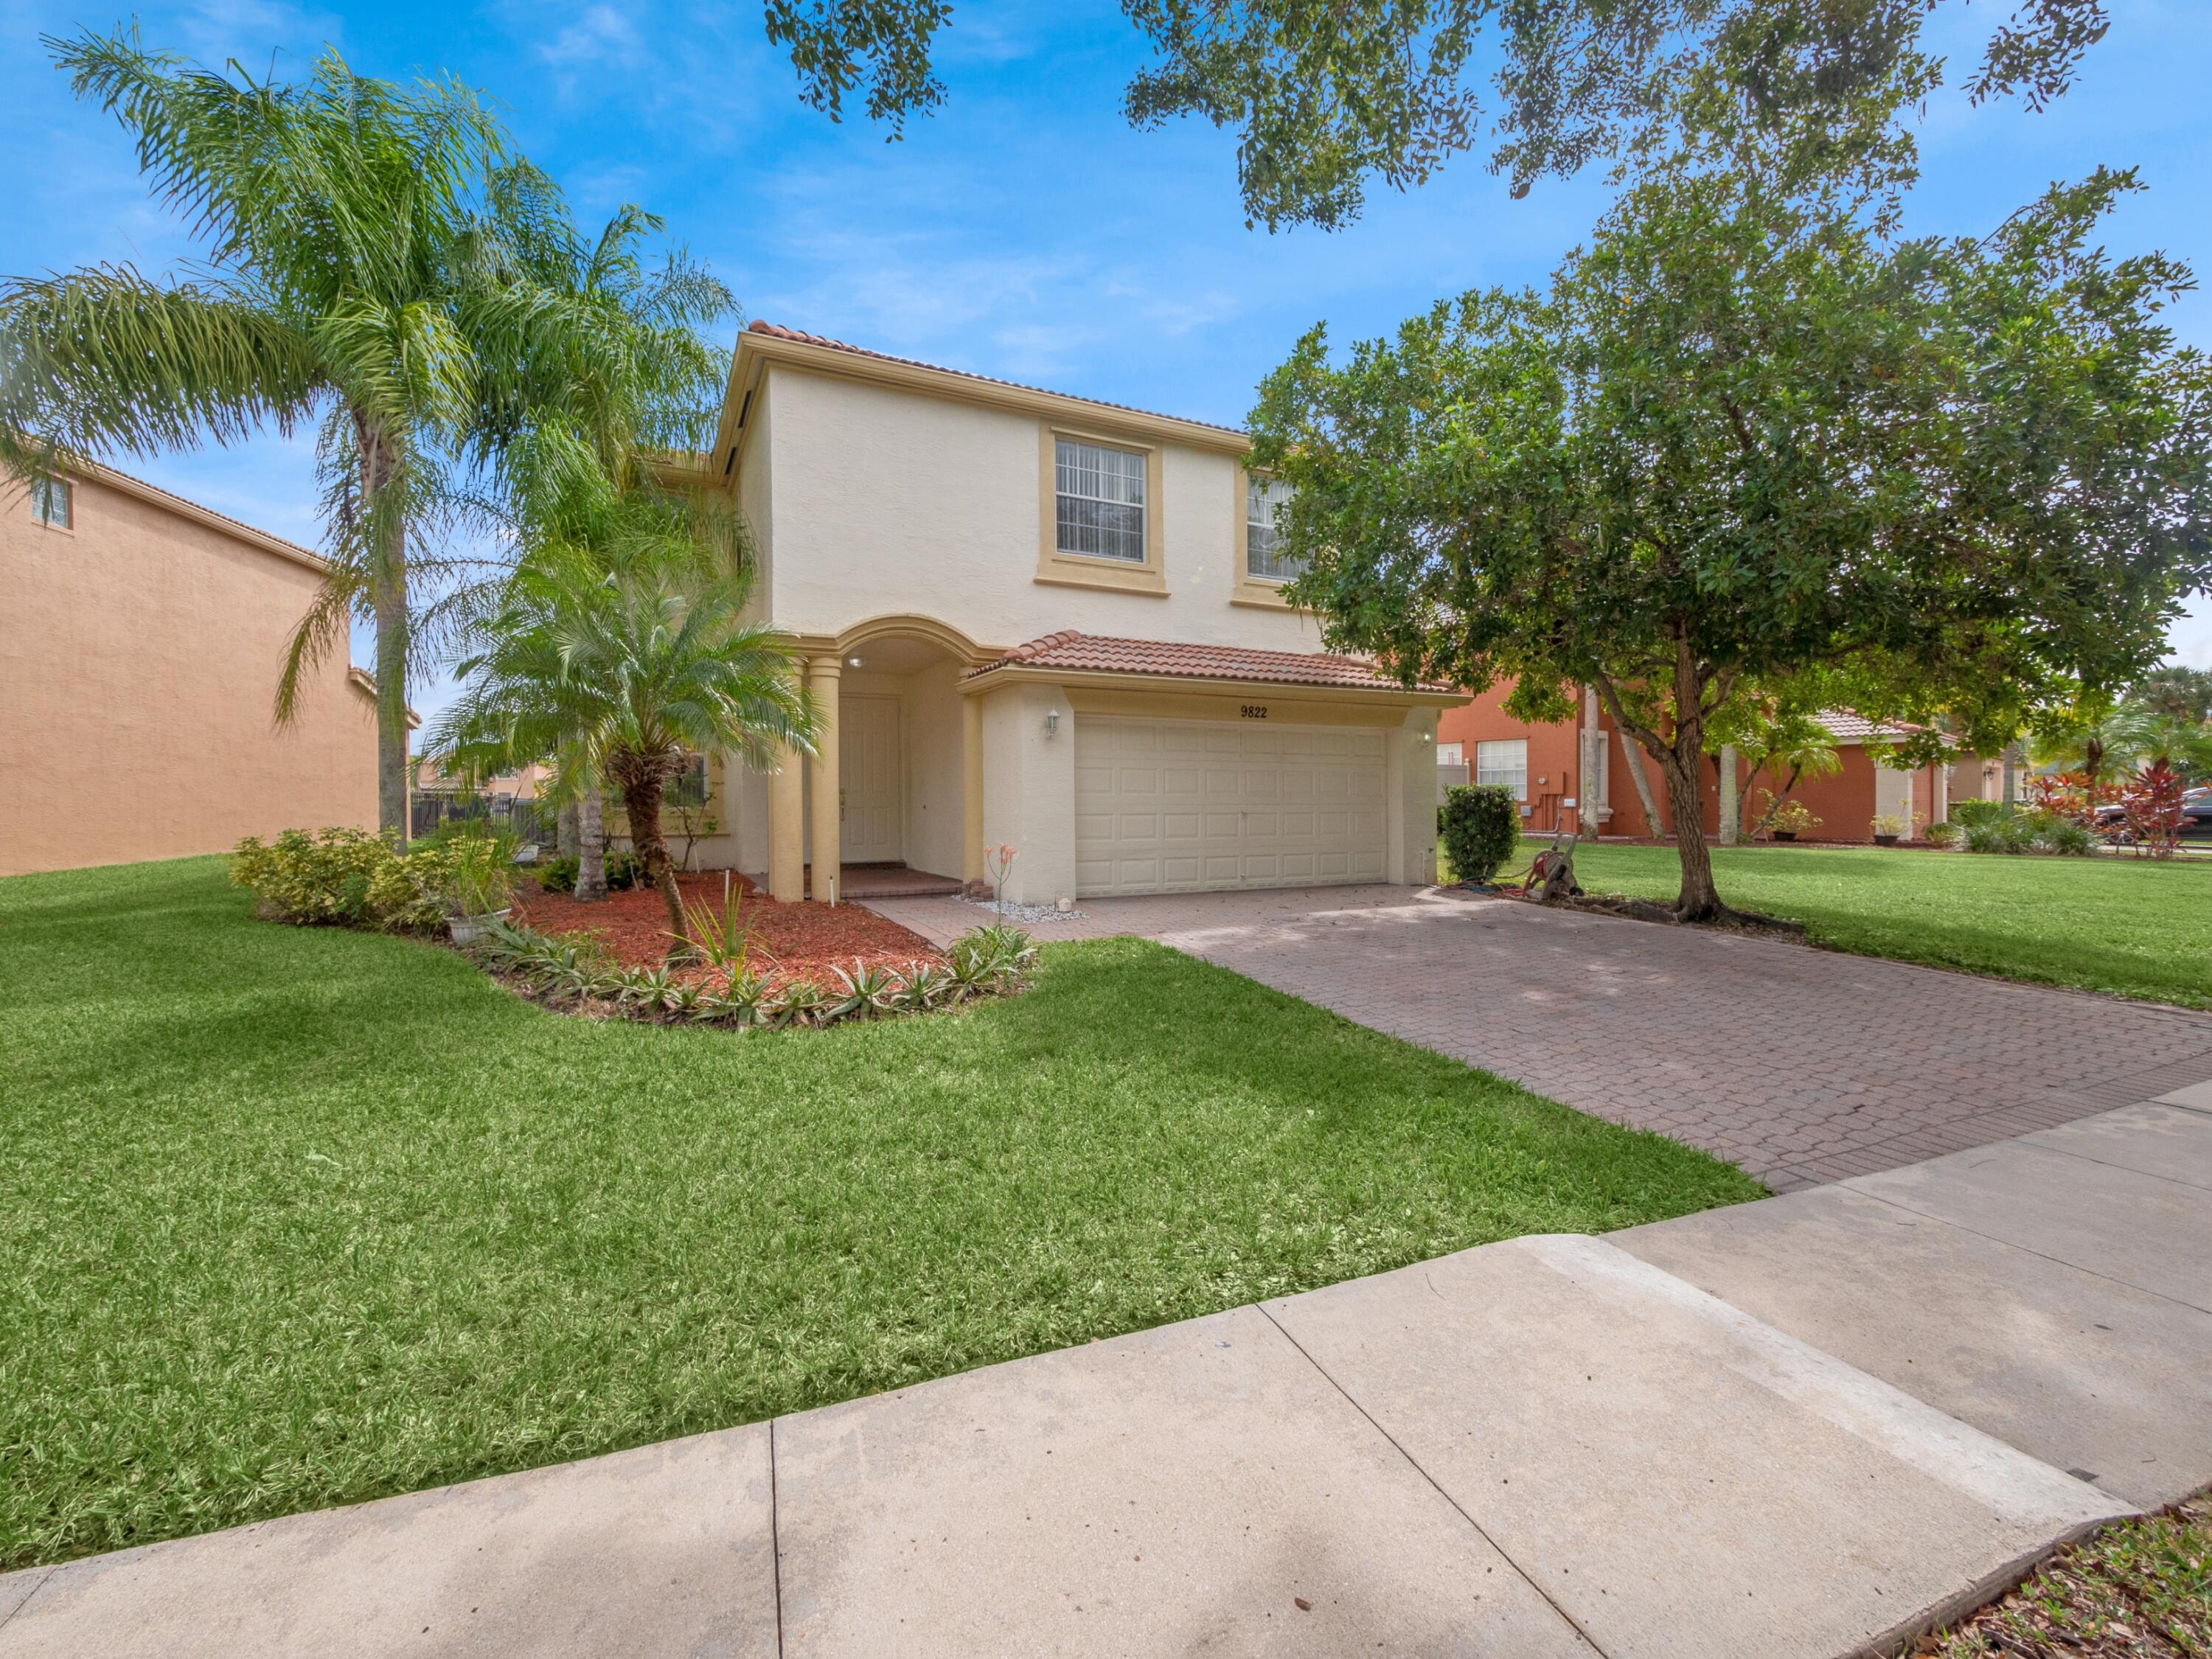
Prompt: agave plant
<box><xmin>828</xmin><ymin>960</ymin><xmax>900</xmax><ymax>1020</ymax></box>
<box><xmin>702</xmin><ymin>966</ymin><xmax>774</xmax><ymax>1029</ymax></box>
<box><xmin>615</xmin><ymin>964</ymin><xmax>690</xmax><ymax>1015</ymax></box>
<box><xmin>770</xmin><ymin>976</ymin><xmax>831</xmax><ymax>1029</ymax></box>
<box><xmin>888</xmin><ymin>959</ymin><xmax>953</xmax><ymax>1013</ymax></box>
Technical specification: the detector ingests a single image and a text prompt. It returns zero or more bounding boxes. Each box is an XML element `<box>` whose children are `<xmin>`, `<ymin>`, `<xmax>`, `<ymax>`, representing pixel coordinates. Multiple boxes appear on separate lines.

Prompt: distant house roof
<box><xmin>1818</xmin><ymin>709</ymin><xmax>1938</xmax><ymax>745</ymax></box>
<box><xmin>348</xmin><ymin>668</ymin><xmax>422</xmax><ymax>729</ymax></box>
<box><xmin>738</xmin><ymin>320</ymin><xmax>1248</xmax><ymax>442</ymax></box>
<box><xmin>69</xmin><ymin>458</ymin><xmax>329</xmax><ymax>574</ymax></box>
<box><xmin>964</xmin><ymin>630</ymin><xmax>1458</xmax><ymax>695</ymax></box>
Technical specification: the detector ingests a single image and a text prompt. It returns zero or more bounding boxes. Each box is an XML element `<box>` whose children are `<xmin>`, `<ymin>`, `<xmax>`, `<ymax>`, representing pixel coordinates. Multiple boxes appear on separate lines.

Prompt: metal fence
<box><xmin>410</xmin><ymin>790</ymin><xmax>557</xmax><ymax>849</ymax></box>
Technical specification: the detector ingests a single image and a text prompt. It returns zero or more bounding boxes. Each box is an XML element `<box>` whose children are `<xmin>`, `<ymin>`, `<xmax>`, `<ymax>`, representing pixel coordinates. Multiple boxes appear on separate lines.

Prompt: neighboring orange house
<box><xmin>1</xmin><ymin>462</ymin><xmax>386</xmax><ymax>877</ymax></box>
<box><xmin>1438</xmin><ymin>680</ymin><xmax>2011</xmax><ymax>843</ymax></box>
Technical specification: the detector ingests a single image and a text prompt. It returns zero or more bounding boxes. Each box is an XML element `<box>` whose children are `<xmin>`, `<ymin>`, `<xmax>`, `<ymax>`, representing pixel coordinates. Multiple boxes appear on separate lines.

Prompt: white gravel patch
<box><xmin>955</xmin><ymin>896</ymin><xmax>1090</xmax><ymax>925</ymax></box>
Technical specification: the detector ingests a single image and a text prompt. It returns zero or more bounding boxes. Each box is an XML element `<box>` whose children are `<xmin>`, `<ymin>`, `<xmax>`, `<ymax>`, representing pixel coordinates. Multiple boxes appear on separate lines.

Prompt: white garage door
<box><xmin>1074</xmin><ymin>715</ymin><xmax>1389</xmax><ymax>896</ymax></box>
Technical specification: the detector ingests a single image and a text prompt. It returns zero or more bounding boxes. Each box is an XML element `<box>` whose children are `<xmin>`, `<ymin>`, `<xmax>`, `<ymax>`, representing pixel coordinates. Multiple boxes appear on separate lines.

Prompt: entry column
<box><xmin>767</xmin><ymin>742</ymin><xmax>805</xmax><ymax>903</ymax></box>
<box><xmin>807</xmin><ymin>655</ymin><xmax>843</xmax><ymax>903</ymax></box>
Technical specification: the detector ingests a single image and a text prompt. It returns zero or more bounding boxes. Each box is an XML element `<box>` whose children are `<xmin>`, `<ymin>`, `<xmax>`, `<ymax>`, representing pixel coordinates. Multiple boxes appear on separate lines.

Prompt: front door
<box><xmin>840</xmin><ymin>695</ymin><xmax>902</xmax><ymax>863</ymax></box>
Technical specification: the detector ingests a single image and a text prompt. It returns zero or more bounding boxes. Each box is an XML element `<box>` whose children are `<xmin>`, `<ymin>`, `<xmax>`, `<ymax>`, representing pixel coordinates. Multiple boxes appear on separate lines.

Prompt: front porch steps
<box><xmin>821</xmin><ymin>863</ymin><xmax>965</xmax><ymax>900</ymax></box>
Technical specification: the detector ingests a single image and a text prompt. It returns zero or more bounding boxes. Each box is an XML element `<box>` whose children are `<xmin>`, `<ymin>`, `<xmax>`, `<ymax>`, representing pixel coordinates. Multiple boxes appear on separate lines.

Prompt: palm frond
<box><xmin>0</xmin><ymin>267</ymin><xmax>319</xmax><ymax>473</ymax></box>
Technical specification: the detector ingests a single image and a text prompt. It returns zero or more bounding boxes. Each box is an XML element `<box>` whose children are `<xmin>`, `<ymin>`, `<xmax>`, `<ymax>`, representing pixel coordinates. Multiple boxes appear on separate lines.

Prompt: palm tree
<box><xmin>0</xmin><ymin>32</ymin><xmax>732</xmax><ymax>838</ymax></box>
<box><xmin>433</xmin><ymin>456</ymin><xmax>815</xmax><ymax>952</ymax></box>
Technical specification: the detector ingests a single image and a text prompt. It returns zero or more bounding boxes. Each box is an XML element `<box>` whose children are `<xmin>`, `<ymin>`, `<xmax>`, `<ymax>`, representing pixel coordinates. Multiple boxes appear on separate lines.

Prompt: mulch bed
<box><xmin>514</xmin><ymin>871</ymin><xmax>944</xmax><ymax>987</ymax></box>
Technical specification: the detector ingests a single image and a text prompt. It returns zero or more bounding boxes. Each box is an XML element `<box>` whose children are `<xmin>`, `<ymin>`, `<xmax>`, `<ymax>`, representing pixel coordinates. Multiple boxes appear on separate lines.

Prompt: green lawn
<box><xmin>1546</xmin><ymin>841</ymin><xmax>2212</xmax><ymax>1009</ymax></box>
<box><xmin>0</xmin><ymin>858</ymin><xmax>1758</xmax><ymax>1570</ymax></box>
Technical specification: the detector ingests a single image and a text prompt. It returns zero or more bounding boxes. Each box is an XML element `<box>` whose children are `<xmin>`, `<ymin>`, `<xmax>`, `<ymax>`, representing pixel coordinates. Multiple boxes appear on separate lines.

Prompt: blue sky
<box><xmin>5</xmin><ymin>0</ymin><xmax>2210</xmax><ymax>727</ymax></box>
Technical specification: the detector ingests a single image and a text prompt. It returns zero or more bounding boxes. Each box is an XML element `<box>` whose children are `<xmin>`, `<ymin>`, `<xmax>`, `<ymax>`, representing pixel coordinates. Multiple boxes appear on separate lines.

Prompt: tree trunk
<box><xmin>557</xmin><ymin>800</ymin><xmax>580</xmax><ymax>860</ymax></box>
<box><xmin>372</xmin><ymin>573</ymin><xmax>409</xmax><ymax>841</ymax></box>
<box><xmin>577</xmin><ymin>790</ymin><xmax>608</xmax><ymax>902</ymax></box>
<box><xmin>1620</xmin><ymin>730</ymin><xmax>1663</xmax><ymax>835</ymax></box>
<box><xmin>616</xmin><ymin>765</ymin><xmax>686</xmax><ymax>957</ymax></box>
<box><xmin>1658</xmin><ymin>747</ymin><xmax>1724</xmax><ymax>919</ymax></box>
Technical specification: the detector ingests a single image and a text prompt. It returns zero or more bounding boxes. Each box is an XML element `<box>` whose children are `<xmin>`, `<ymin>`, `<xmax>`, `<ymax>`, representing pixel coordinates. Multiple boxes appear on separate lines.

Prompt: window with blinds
<box><xmin>1054</xmin><ymin>438</ymin><xmax>1147</xmax><ymax>562</ymax></box>
<box><xmin>1245</xmin><ymin>476</ymin><xmax>1301</xmax><ymax>580</ymax></box>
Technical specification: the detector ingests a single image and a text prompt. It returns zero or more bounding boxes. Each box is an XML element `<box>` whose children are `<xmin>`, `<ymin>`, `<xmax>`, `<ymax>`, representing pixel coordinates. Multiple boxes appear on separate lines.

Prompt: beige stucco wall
<box><xmin>979</xmin><ymin>681</ymin><xmax>1078</xmax><ymax>905</ymax></box>
<box><xmin>748</xmin><ymin>365</ymin><xmax>1326</xmax><ymax>653</ymax></box>
<box><xmin>1</xmin><ymin>468</ymin><xmax>378</xmax><ymax>877</ymax></box>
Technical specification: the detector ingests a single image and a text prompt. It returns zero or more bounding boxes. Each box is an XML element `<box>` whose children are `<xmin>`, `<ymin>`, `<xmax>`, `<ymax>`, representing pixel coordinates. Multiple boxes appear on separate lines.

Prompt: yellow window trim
<box><xmin>1036</xmin><ymin>421</ymin><xmax>1169</xmax><ymax>596</ymax></box>
<box><xmin>1230</xmin><ymin>462</ymin><xmax>1304</xmax><ymax>611</ymax></box>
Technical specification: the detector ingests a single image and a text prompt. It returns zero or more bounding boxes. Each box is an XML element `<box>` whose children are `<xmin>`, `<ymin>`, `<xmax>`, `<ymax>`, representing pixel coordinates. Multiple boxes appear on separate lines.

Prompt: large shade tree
<box><xmin>755</xmin><ymin>0</ymin><xmax>2108</xmax><ymax>229</ymax></box>
<box><xmin>1246</xmin><ymin>158</ymin><xmax>2212</xmax><ymax>919</ymax></box>
<box><xmin>0</xmin><ymin>32</ymin><xmax>731</xmax><ymax>838</ymax></box>
<box><xmin>432</xmin><ymin>438</ymin><xmax>816</xmax><ymax>950</ymax></box>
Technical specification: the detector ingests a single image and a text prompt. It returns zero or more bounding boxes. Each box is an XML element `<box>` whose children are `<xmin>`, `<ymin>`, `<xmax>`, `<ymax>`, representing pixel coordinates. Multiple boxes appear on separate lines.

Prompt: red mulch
<box><xmin>514</xmin><ymin>870</ymin><xmax>942</xmax><ymax>986</ymax></box>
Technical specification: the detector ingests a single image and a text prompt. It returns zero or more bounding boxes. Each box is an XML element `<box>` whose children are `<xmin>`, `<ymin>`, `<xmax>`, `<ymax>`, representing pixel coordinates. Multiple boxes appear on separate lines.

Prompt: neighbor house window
<box><xmin>30</xmin><ymin>478</ymin><xmax>72</xmax><ymax>529</ymax></box>
<box><xmin>1245</xmin><ymin>476</ymin><xmax>1303</xmax><ymax>581</ymax></box>
<box><xmin>1476</xmin><ymin>739</ymin><xmax>1529</xmax><ymax>800</ymax></box>
<box><xmin>1055</xmin><ymin>438</ymin><xmax>1147</xmax><ymax>563</ymax></box>
<box><xmin>669</xmin><ymin>752</ymin><xmax>711</xmax><ymax>810</ymax></box>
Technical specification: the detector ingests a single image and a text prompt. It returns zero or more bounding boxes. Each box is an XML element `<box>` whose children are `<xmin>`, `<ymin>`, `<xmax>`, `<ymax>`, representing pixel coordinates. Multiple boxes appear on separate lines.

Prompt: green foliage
<box><xmin>1565</xmin><ymin>840</ymin><xmax>2212</xmax><ymax>1009</ymax></box>
<box><xmin>1439</xmin><ymin>785</ymin><xmax>1520</xmax><ymax>884</ymax></box>
<box><xmin>1950</xmin><ymin>799</ymin><xmax>2006</xmax><ymax>829</ymax></box>
<box><xmin>229</xmin><ymin>827</ymin><xmax>392</xmax><ymax>925</ymax></box>
<box><xmin>773</xmin><ymin>1</ymin><xmax>2106</xmax><ymax>232</ymax></box>
<box><xmin>0</xmin><ymin>858</ymin><xmax>1759</xmax><ymax>1568</ymax></box>
<box><xmin>1924</xmin><ymin>821</ymin><xmax>1960</xmax><ymax>848</ymax></box>
<box><xmin>1</xmin><ymin>33</ymin><xmax>736</xmax><ymax>832</ymax></box>
<box><xmin>534</xmin><ymin>855</ymin><xmax>581</xmax><ymax>894</ymax></box>
<box><xmin>1248</xmin><ymin>147</ymin><xmax>2212</xmax><ymax>915</ymax></box>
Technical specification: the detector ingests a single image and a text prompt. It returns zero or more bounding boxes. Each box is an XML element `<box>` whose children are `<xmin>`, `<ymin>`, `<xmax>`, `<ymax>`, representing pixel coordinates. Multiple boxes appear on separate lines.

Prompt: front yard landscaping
<box><xmin>0</xmin><ymin>856</ymin><xmax>1760</xmax><ymax>1571</ymax></box>
<box><xmin>1530</xmin><ymin>841</ymin><xmax>2212</xmax><ymax>1009</ymax></box>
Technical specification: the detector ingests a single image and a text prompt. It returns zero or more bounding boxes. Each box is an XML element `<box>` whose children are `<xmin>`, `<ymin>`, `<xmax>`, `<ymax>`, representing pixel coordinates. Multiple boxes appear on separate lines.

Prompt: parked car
<box><xmin>2093</xmin><ymin>785</ymin><xmax>2212</xmax><ymax>841</ymax></box>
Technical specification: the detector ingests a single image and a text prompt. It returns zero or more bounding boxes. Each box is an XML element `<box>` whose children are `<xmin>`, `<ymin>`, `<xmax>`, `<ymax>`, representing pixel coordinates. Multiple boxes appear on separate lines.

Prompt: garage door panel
<box><xmin>1076</xmin><ymin>713</ymin><xmax>1393</xmax><ymax>897</ymax></box>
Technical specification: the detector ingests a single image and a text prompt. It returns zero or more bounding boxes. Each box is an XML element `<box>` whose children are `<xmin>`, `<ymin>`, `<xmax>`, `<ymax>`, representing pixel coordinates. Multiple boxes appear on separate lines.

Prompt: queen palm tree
<box><xmin>0</xmin><ymin>31</ymin><xmax>733</xmax><ymax>838</ymax></box>
<box><xmin>433</xmin><ymin>446</ymin><xmax>815</xmax><ymax>951</ymax></box>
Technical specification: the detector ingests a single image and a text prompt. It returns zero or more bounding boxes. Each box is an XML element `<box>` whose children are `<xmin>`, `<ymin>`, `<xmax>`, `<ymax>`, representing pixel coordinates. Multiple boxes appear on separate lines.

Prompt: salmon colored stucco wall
<box><xmin>1440</xmin><ymin>675</ymin><xmax>1952</xmax><ymax>842</ymax></box>
<box><xmin>1</xmin><ymin>469</ymin><xmax>378</xmax><ymax>877</ymax></box>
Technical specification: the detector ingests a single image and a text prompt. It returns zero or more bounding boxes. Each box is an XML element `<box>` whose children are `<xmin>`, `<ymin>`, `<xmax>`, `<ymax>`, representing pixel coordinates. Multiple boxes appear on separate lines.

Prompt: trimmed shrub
<box><xmin>229</xmin><ymin>827</ymin><xmax>395</xmax><ymax>925</ymax></box>
<box><xmin>1439</xmin><ymin>784</ymin><xmax>1520</xmax><ymax>884</ymax></box>
<box><xmin>530</xmin><ymin>852</ymin><xmax>639</xmax><ymax>894</ymax></box>
<box><xmin>1950</xmin><ymin>799</ymin><xmax>2006</xmax><ymax>829</ymax></box>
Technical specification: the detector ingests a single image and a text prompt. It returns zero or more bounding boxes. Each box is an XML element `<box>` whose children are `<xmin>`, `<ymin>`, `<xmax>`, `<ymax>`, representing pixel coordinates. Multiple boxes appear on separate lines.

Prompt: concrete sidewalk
<box><xmin>6</xmin><ymin>1086</ymin><xmax>2208</xmax><ymax>1658</ymax></box>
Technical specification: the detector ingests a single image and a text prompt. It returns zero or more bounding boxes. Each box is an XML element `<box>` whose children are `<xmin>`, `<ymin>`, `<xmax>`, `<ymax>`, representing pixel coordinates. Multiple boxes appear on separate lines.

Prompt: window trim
<box><xmin>1230</xmin><ymin>464</ymin><xmax>1301</xmax><ymax>610</ymax></box>
<box><xmin>1475</xmin><ymin>738</ymin><xmax>1531</xmax><ymax>801</ymax></box>
<box><xmin>1035</xmin><ymin>422</ymin><xmax>1167</xmax><ymax>596</ymax></box>
<box><xmin>27</xmin><ymin>476</ymin><xmax>74</xmax><ymax>534</ymax></box>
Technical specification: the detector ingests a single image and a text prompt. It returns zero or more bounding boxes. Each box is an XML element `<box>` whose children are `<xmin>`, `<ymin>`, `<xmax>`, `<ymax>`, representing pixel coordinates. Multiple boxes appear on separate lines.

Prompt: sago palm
<box><xmin>434</xmin><ymin>464</ymin><xmax>816</xmax><ymax>953</ymax></box>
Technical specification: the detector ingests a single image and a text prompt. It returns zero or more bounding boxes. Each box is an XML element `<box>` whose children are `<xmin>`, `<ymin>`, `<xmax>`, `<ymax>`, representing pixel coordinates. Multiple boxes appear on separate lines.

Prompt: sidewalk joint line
<box><xmin>1253</xmin><ymin>1301</ymin><xmax>1612</xmax><ymax>1658</ymax></box>
<box><xmin>1845</xmin><ymin>1187</ymin><xmax>2212</xmax><ymax>1318</ymax></box>
<box><xmin>2000</xmin><ymin>1132</ymin><xmax>2212</xmax><ymax>1197</ymax></box>
<box><xmin>769</xmin><ymin>1417</ymin><xmax>786</xmax><ymax>1659</ymax></box>
<box><xmin>2013</xmin><ymin>1134</ymin><xmax>2212</xmax><ymax>1195</ymax></box>
<box><xmin>0</xmin><ymin>1568</ymin><xmax>56</xmax><ymax>1635</ymax></box>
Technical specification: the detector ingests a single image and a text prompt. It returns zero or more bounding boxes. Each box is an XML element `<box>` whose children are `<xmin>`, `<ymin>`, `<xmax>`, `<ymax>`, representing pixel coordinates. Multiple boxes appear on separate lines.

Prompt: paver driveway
<box><xmin>872</xmin><ymin>885</ymin><xmax>2212</xmax><ymax>1192</ymax></box>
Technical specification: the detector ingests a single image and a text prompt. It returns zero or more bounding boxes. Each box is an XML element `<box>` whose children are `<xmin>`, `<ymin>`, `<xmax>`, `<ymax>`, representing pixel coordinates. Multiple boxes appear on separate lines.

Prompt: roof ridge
<box><xmin>744</xmin><ymin>321</ymin><xmax>1248</xmax><ymax>440</ymax></box>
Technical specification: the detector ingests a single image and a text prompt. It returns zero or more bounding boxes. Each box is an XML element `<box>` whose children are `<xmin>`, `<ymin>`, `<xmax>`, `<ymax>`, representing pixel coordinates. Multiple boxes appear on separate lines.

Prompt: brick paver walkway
<box><xmin>871</xmin><ymin>886</ymin><xmax>2212</xmax><ymax>1192</ymax></box>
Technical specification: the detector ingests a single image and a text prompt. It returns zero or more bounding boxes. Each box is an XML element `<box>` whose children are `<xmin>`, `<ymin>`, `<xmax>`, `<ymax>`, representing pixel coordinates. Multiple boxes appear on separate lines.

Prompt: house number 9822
<box><xmin>1239</xmin><ymin>705</ymin><xmax>1268</xmax><ymax>719</ymax></box>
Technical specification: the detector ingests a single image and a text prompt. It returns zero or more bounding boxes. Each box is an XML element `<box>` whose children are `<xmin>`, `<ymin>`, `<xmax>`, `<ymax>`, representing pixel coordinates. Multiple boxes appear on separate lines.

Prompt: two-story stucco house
<box><xmin>692</xmin><ymin>321</ymin><xmax>1461</xmax><ymax>907</ymax></box>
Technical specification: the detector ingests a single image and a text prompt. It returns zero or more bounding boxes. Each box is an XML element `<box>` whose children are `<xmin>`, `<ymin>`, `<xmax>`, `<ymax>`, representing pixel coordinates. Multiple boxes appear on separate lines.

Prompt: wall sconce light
<box><xmin>1045</xmin><ymin>709</ymin><xmax>1062</xmax><ymax>737</ymax></box>
<box><xmin>846</xmin><ymin>655</ymin><xmax>865</xmax><ymax>669</ymax></box>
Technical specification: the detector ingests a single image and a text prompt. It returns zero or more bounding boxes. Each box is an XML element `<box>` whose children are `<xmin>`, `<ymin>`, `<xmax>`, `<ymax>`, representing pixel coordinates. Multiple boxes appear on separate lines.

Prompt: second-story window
<box><xmin>1055</xmin><ymin>438</ymin><xmax>1146</xmax><ymax>563</ymax></box>
<box><xmin>1245</xmin><ymin>476</ymin><xmax>1301</xmax><ymax>581</ymax></box>
<box><xmin>30</xmin><ymin>478</ymin><xmax>72</xmax><ymax>529</ymax></box>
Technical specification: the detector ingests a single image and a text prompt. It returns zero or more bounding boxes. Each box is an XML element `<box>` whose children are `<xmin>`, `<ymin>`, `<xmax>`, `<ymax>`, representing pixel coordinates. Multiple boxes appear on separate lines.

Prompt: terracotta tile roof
<box><xmin>1818</xmin><ymin>709</ymin><xmax>1936</xmax><ymax>743</ymax></box>
<box><xmin>966</xmin><ymin>630</ymin><xmax>1454</xmax><ymax>694</ymax></box>
<box><xmin>744</xmin><ymin>321</ymin><xmax>1246</xmax><ymax>439</ymax></box>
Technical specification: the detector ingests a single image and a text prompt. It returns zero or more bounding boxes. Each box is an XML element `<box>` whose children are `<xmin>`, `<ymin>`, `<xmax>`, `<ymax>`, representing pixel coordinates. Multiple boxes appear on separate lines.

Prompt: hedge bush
<box><xmin>1439</xmin><ymin>784</ymin><xmax>1520</xmax><ymax>884</ymax></box>
<box><xmin>229</xmin><ymin>828</ymin><xmax>495</xmax><ymax>932</ymax></box>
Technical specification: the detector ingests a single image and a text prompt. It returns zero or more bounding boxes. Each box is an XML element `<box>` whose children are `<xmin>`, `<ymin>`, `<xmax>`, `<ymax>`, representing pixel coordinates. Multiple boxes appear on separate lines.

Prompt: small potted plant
<box><xmin>1870</xmin><ymin>811</ymin><xmax>1912</xmax><ymax>848</ymax></box>
<box><xmin>440</xmin><ymin>837</ymin><xmax>516</xmax><ymax>945</ymax></box>
<box><xmin>1766</xmin><ymin>799</ymin><xmax>1818</xmax><ymax>842</ymax></box>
